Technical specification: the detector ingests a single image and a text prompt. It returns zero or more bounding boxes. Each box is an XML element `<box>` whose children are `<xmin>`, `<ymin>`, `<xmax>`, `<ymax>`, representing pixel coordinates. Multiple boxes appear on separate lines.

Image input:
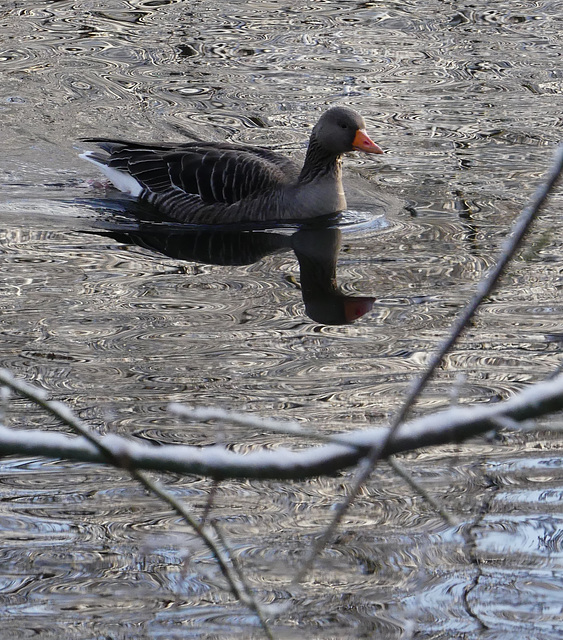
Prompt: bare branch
<box><xmin>2</xmin><ymin>371</ymin><xmax>562</xmax><ymax>479</ymax></box>
<box><xmin>0</xmin><ymin>368</ymin><xmax>274</xmax><ymax>636</ymax></box>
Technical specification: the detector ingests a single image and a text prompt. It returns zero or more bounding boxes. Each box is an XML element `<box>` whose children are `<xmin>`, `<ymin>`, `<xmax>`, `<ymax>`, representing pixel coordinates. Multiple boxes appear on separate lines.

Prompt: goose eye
<box><xmin>339</xmin><ymin>123</ymin><xmax>348</xmax><ymax>129</ymax></box>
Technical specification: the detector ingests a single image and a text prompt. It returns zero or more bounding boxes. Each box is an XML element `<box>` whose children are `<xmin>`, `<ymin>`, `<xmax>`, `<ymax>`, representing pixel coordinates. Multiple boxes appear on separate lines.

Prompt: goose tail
<box><xmin>80</xmin><ymin>150</ymin><xmax>143</xmax><ymax>197</ymax></box>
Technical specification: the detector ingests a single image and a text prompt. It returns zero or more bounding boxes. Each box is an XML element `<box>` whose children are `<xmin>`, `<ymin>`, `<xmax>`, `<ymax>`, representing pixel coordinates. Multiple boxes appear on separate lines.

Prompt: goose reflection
<box><xmin>95</xmin><ymin>211</ymin><xmax>374</xmax><ymax>325</ymax></box>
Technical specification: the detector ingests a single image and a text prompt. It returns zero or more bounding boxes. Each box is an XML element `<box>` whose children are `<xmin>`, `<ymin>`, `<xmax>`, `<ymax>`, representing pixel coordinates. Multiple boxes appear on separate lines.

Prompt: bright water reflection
<box><xmin>0</xmin><ymin>0</ymin><xmax>562</xmax><ymax>638</ymax></box>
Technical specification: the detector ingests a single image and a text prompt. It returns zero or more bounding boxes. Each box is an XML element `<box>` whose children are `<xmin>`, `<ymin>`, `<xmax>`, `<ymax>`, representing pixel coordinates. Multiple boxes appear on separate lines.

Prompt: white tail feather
<box><xmin>80</xmin><ymin>151</ymin><xmax>143</xmax><ymax>197</ymax></box>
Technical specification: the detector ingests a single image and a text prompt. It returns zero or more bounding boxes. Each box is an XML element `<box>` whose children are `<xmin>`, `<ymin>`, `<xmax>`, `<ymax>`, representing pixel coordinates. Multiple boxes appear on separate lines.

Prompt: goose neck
<box><xmin>298</xmin><ymin>134</ymin><xmax>342</xmax><ymax>185</ymax></box>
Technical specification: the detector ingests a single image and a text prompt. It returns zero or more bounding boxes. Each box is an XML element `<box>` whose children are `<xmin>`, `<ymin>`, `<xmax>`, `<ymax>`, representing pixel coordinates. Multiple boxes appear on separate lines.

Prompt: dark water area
<box><xmin>0</xmin><ymin>1</ymin><xmax>562</xmax><ymax>638</ymax></box>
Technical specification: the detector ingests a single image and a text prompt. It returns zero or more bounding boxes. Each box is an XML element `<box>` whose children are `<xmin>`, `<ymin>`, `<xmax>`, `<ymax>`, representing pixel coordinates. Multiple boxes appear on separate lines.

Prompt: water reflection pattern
<box><xmin>0</xmin><ymin>0</ymin><xmax>562</xmax><ymax>638</ymax></box>
<box><xmin>93</xmin><ymin>210</ymin><xmax>375</xmax><ymax>325</ymax></box>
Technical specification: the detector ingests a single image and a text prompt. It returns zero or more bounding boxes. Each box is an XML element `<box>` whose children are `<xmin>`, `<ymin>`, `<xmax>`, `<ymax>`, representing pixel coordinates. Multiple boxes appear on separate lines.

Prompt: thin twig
<box><xmin>0</xmin><ymin>369</ymin><xmax>119</xmax><ymax>465</ymax></box>
<box><xmin>170</xmin><ymin>402</ymin><xmax>375</xmax><ymax>447</ymax></box>
<box><xmin>292</xmin><ymin>144</ymin><xmax>563</xmax><ymax>584</ymax></box>
<box><xmin>389</xmin><ymin>143</ymin><xmax>563</xmax><ymax>431</ymax></box>
<box><xmin>201</xmin><ymin>479</ymin><xmax>220</xmax><ymax>524</ymax></box>
<box><xmin>129</xmin><ymin>468</ymin><xmax>274</xmax><ymax>631</ymax></box>
<box><xmin>128</xmin><ymin>469</ymin><xmax>248</xmax><ymax>601</ymax></box>
<box><xmin>387</xmin><ymin>457</ymin><xmax>459</xmax><ymax>527</ymax></box>
<box><xmin>169</xmin><ymin>403</ymin><xmax>327</xmax><ymax>441</ymax></box>
<box><xmin>212</xmin><ymin>520</ymin><xmax>276</xmax><ymax>639</ymax></box>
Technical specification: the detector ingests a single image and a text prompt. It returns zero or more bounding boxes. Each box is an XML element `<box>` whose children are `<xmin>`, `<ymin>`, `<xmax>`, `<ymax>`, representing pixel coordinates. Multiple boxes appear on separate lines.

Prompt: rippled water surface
<box><xmin>1</xmin><ymin>1</ymin><xmax>562</xmax><ymax>638</ymax></box>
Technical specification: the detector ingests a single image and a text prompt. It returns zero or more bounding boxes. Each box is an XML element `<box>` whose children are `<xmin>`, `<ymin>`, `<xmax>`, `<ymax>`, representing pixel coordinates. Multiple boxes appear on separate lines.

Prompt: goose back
<box><xmin>83</xmin><ymin>140</ymin><xmax>304</xmax><ymax>224</ymax></box>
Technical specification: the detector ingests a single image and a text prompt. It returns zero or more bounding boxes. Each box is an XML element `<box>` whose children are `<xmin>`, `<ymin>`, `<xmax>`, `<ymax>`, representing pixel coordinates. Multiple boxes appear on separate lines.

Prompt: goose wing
<box><xmin>85</xmin><ymin>140</ymin><xmax>299</xmax><ymax>205</ymax></box>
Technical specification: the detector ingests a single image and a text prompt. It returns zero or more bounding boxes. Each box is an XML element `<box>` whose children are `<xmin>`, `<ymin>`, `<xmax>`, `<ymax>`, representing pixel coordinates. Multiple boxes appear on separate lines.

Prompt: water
<box><xmin>1</xmin><ymin>1</ymin><xmax>562</xmax><ymax>638</ymax></box>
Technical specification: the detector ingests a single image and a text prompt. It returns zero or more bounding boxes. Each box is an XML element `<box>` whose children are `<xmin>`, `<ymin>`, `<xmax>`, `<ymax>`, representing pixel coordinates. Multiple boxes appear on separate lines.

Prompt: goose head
<box><xmin>312</xmin><ymin>106</ymin><xmax>383</xmax><ymax>156</ymax></box>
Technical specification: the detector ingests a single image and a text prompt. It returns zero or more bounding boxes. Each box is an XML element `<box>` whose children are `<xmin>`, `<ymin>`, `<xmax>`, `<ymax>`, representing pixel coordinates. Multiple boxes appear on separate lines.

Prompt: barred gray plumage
<box><xmin>81</xmin><ymin>106</ymin><xmax>383</xmax><ymax>225</ymax></box>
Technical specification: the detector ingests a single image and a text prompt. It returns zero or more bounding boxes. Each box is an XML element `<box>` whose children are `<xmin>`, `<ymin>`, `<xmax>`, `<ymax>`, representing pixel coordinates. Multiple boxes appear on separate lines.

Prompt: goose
<box><xmin>80</xmin><ymin>106</ymin><xmax>383</xmax><ymax>225</ymax></box>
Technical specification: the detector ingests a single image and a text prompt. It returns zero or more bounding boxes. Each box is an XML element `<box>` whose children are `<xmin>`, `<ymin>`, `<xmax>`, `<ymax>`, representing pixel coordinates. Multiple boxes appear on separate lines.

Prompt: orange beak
<box><xmin>352</xmin><ymin>129</ymin><xmax>383</xmax><ymax>154</ymax></box>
